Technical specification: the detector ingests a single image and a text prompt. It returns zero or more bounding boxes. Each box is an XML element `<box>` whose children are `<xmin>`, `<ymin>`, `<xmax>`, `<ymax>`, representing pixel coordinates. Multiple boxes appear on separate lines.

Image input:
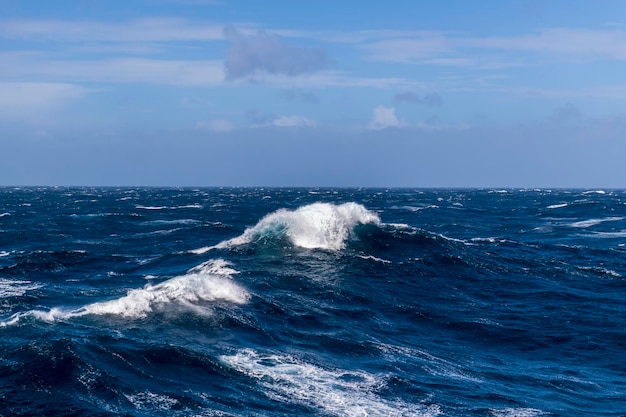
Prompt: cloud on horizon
<box><xmin>367</xmin><ymin>105</ymin><xmax>405</xmax><ymax>130</ymax></box>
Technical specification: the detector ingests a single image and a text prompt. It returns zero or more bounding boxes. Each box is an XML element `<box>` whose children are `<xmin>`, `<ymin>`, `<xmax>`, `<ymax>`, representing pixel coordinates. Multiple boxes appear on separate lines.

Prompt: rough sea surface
<box><xmin>1</xmin><ymin>187</ymin><xmax>625</xmax><ymax>416</ymax></box>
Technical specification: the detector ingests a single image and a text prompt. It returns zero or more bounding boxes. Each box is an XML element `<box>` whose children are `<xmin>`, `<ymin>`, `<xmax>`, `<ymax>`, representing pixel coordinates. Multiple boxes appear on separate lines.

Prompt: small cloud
<box><xmin>367</xmin><ymin>105</ymin><xmax>405</xmax><ymax>130</ymax></box>
<box><xmin>272</xmin><ymin>115</ymin><xmax>316</xmax><ymax>127</ymax></box>
<box><xmin>247</xmin><ymin>110</ymin><xmax>316</xmax><ymax>128</ymax></box>
<box><xmin>196</xmin><ymin>119</ymin><xmax>236</xmax><ymax>132</ymax></box>
<box><xmin>223</xmin><ymin>26</ymin><xmax>331</xmax><ymax>80</ymax></box>
<box><xmin>394</xmin><ymin>91</ymin><xmax>443</xmax><ymax>106</ymax></box>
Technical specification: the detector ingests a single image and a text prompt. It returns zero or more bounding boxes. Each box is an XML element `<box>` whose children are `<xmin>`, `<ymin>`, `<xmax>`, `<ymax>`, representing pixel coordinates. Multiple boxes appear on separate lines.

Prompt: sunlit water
<box><xmin>1</xmin><ymin>188</ymin><xmax>625</xmax><ymax>416</ymax></box>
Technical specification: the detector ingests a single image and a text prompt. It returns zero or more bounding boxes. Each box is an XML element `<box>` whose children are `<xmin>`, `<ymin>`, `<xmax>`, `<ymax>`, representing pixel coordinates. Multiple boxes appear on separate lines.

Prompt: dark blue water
<box><xmin>1</xmin><ymin>188</ymin><xmax>625</xmax><ymax>416</ymax></box>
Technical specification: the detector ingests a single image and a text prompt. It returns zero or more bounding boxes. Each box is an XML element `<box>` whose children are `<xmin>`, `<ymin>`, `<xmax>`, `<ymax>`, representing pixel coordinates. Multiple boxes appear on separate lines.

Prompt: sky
<box><xmin>1</xmin><ymin>0</ymin><xmax>626</xmax><ymax>187</ymax></box>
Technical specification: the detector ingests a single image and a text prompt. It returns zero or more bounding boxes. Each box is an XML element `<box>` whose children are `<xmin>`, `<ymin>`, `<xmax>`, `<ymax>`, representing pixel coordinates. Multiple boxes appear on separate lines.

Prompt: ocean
<box><xmin>1</xmin><ymin>187</ymin><xmax>625</xmax><ymax>416</ymax></box>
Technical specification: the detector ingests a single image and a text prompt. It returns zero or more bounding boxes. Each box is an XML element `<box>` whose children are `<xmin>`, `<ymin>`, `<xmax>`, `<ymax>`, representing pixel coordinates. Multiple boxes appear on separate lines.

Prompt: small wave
<box><xmin>0</xmin><ymin>278</ymin><xmax>43</xmax><ymax>298</ymax></box>
<box><xmin>142</xmin><ymin>219</ymin><xmax>201</xmax><ymax>226</ymax></box>
<box><xmin>490</xmin><ymin>408</ymin><xmax>547</xmax><ymax>417</ymax></box>
<box><xmin>577</xmin><ymin>266</ymin><xmax>622</xmax><ymax>278</ymax></box>
<box><xmin>220</xmin><ymin>348</ymin><xmax>441</xmax><ymax>417</ymax></box>
<box><xmin>200</xmin><ymin>202</ymin><xmax>380</xmax><ymax>252</ymax></box>
<box><xmin>174</xmin><ymin>204</ymin><xmax>203</xmax><ymax>209</ymax></box>
<box><xmin>547</xmin><ymin>203</ymin><xmax>568</xmax><ymax>209</ymax></box>
<box><xmin>357</xmin><ymin>254</ymin><xmax>392</xmax><ymax>264</ymax></box>
<box><xmin>0</xmin><ymin>212</ymin><xmax>10</xmax><ymax>217</ymax></box>
<box><xmin>135</xmin><ymin>205</ymin><xmax>167</xmax><ymax>210</ymax></box>
<box><xmin>590</xmin><ymin>230</ymin><xmax>626</xmax><ymax>238</ymax></box>
<box><xmin>568</xmin><ymin>217</ymin><xmax>624</xmax><ymax>228</ymax></box>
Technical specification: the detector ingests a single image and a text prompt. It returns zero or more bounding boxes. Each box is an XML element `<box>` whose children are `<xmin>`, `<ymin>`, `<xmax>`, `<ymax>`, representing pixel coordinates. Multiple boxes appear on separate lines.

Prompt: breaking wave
<box><xmin>1</xmin><ymin>259</ymin><xmax>249</xmax><ymax>325</ymax></box>
<box><xmin>193</xmin><ymin>202</ymin><xmax>381</xmax><ymax>253</ymax></box>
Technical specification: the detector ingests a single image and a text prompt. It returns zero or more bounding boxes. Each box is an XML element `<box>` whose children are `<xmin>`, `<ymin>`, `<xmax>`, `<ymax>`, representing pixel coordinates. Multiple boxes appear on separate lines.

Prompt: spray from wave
<box><xmin>193</xmin><ymin>202</ymin><xmax>381</xmax><ymax>254</ymax></box>
<box><xmin>1</xmin><ymin>259</ymin><xmax>249</xmax><ymax>325</ymax></box>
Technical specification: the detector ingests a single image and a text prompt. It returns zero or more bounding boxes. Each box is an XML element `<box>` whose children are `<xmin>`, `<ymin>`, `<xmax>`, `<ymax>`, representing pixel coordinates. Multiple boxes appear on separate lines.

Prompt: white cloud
<box><xmin>272</xmin><ymin>115</ymin><xmax>316</xmax><ymax>127</ymax></box>
<box><xmin>367</xmin><ymin>105</ymin><xmax>405</xmax><ymax>130</ymax></box>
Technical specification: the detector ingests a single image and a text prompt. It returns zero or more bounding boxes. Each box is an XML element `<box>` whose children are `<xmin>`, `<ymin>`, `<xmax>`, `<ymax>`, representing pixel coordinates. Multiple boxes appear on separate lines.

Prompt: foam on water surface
<box><xmin>199</xmin><ymin>202</ymin><xmax>381</xmax><ymax>252</ymax></box>
<box><xmin>220</xmin><ymin>348</ymin><xmax>441</xmax><ymax>417</ymax></box>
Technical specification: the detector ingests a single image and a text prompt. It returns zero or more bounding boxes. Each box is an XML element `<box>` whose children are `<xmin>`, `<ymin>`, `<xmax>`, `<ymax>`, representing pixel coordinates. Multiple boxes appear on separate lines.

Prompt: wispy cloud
<box><xmin>0</xmin><ymin>82</ymin><xmax>88</xmax><ymax>120</ymax></box>
<box><xmin>1</xmin><ymin>53</ymin><xmax>225</xmax><ymax>86</ymax></box>
<box><xmin>0</xmin><ymin>18</ymin><xmax>225</xmax><ymax>43</ymax></box>
<box><xmin>358</xmin><ymin>28</ymin><xmax>626</xmax><ymax>66</ymax></box>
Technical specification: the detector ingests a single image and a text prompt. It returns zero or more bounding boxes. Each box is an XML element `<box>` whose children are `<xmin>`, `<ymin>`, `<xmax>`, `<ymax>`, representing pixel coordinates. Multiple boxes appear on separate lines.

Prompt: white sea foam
<box><xmin>490</xmin><ymin>408</ymin><xmax>546</xmax><ymax>417</ymax></box>
<box><xmin>124</xmin><ymin>391</ymin><xmax>179</xmax><ymax>411</ymax></box>
<box><xmin>135</xmin><ymin>205</ymin><xmax>167</xmax><ymax>210</ymax></box>
<box><xmin>357</xmin><ymin>254</ymin><xmax>392</xmax><ymax>264</ymax></box>
<box><xmin>220</xmin><ymin>349</ymin><xmax>441</xmax><ymax>417</ymax></box>
<box><xmin>74</xmin><ymin>259</ymin><xmax>248</xmax><ymax>319</ymax></box>
<box><xmin>569</xmin><ymin>217</ymin><xmax>624</xmax><ymax>228</ymax></box>
<box><xmin>198</xmin><ymin>202</ymin><xmax>380</xmax><ymax>252</ymax></box>
<box><xmin>547</xmin><ymin>203</ymin><xmax>568</xmax><ymax>209</ymax></box>
<box><xmin>1</xmin><ymin>259</ymin><xmax>248</xmax><ymax>325</ymax></box>
<box><xmin>0</xmin><ymin>278</ymin><xmax>43</xmax><ymax>298</ymax></box>
<box><xmin>0</xmin><ymin>212</ymin><xmax>10</xmax><ymax>217</ymax></box>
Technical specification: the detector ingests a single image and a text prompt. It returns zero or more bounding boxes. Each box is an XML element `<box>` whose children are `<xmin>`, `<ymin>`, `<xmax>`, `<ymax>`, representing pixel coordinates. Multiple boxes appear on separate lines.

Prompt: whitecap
<box><xmin>0</xmin><ymin>278</ymin><xmax>43</xmax><ymax>298</ymax></box>
<box><xmin>1</xmin><ymin>259</ymin><xmax>248</xmax><ymax>324</ymax></box>
<box><xmin>220</xmin><ymin>349</ymin><xmax>441</xmax><ymax>417</ymax></box>
<box><xmin>174</xmin><ymin>204</ymin><xmax>203</xmax><ymax>209</ymax></box>
<box><xmin>357</xmin><ymin>254</ymin><xmax>392</xmax><ymax>264</ymax></box>
<box><xmin>490</xmin><ymin>408</ymin><xmax>546</xmax><ymax>417</ymax></box>
<box><xmin>0</xmin><ymin>212</ymin><xmax>10</xmax><ymax>217</ymax></box>
<box><xmin>569</xmin><ymin>217</ymin><xmax>624</xmax><ymax>228</ymax></box>
<box><xmin>205</xmin><ymin>202</ymin><xmax>381</xmax><ymax>251</ymax></box>
<box><xmin>547</xmin><ymin>203</ymin><xmax>568</xmax><ymax>209</ymax></box>
<box><xmin>75</xmin><ymin>259</ymin><xmax>248</xmax><ymax>319</ymax></box>
<box><xmin>135</xmin><ymin>205</ymin><xmax>167</xmax><ymax>210</ymax></box>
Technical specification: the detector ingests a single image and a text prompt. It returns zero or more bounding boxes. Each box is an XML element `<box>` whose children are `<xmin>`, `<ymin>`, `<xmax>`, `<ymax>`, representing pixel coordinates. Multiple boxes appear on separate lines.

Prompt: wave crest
<box><xmin>1</xmin><ymin>259</ymin><xmax>249</xmax><ymax>325</ymax></box>
<box><xmin>208</xmin><ymin>202</ymin><xmax>381</xmax><ymax>251</ymax></box>
<box><xmin>76</xmin><ymin>259</ymin><xmax>248</xmax><ymax>319</ymax></box>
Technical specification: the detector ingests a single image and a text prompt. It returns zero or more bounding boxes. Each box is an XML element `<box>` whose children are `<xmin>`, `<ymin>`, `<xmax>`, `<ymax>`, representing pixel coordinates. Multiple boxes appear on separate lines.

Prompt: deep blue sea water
<box><xmin>1</xmin><ymin>187</ymin><xmax>625</xmax><ymax>416</ymax></box>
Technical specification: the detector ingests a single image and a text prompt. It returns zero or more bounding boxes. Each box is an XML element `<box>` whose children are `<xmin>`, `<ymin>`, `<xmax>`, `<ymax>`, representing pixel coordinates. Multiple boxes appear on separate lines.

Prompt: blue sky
<box><xmin>2</xmin><ymin>0</ymin><xmax>626</xmax><ymax>187</ymax></box>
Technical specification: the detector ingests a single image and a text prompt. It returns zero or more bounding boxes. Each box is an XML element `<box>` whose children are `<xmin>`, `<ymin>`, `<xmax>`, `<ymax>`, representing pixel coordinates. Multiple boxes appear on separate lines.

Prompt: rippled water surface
<box><xmin>1</xmin><ymin>188</ymin><xmax>625</xmax><ymax>416</ymax></box>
